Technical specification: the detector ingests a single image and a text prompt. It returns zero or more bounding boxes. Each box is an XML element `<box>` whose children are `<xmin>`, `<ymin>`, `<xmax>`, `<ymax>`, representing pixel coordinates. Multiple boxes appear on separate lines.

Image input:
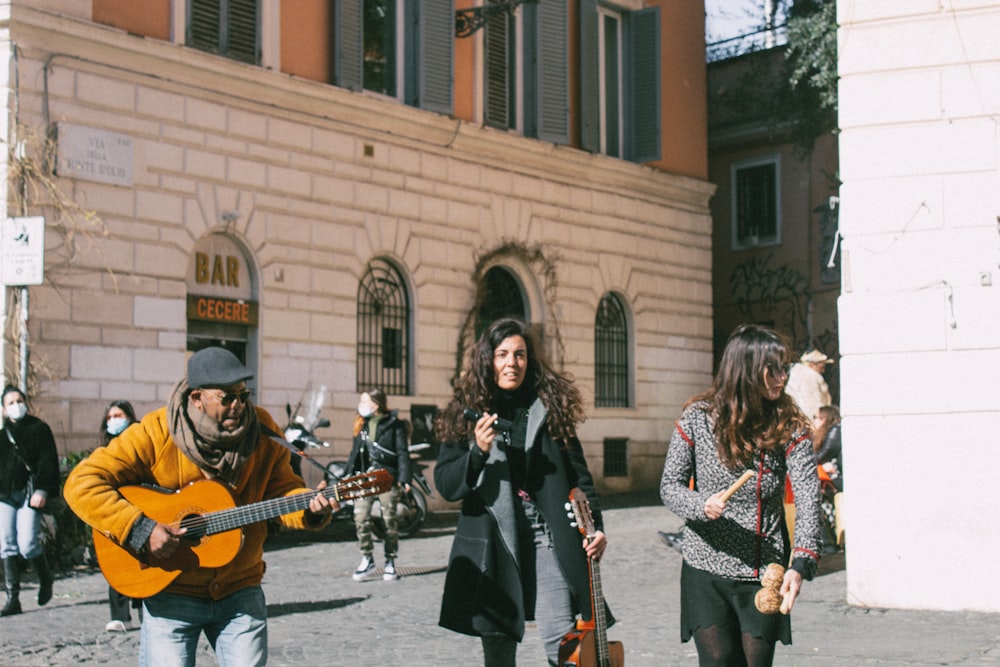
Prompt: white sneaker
<box><xmin>352</xmin><ymin>555</ymin><xmax>375</xmax><ymax>581</ymax></box>
<box><xmin>105</xmin><ymin>620</ymin><xmax>131</xmax><ymax>632</ymax></box>
<box><xmin>383</xmin><ymin>559</ymin><xmax>399</xmax><ymax>581</ymax></box>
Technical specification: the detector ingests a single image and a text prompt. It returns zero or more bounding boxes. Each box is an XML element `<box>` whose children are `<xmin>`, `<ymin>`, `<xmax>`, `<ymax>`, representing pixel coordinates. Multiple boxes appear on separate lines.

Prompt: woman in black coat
<box><xmin>434</xmin><ymin>318</ymin><xmax>609</xmax><ymax>666</ymax></box>
<box><xmin>0</xmin><ymin>385</ymin><xmax>59</xmax><ymax>616</ymax></box>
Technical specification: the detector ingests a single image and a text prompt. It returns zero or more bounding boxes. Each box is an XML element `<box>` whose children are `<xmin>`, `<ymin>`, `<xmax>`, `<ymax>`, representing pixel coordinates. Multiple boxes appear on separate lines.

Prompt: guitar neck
<box><xmin>197</xmin><ymin>484</ymin><xmax>344</xmax><ymax>537</ymax></box>
<box><xmin>587</xmin><ymin>539</ymin><xmax>612</xmax><ymax>667</ymax></box>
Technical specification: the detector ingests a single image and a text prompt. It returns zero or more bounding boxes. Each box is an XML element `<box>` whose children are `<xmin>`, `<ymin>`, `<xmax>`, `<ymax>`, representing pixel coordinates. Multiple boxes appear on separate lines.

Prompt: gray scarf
<box><xmin>167</xmin><ymin>379</ymin><xmax>260</xmax><ymax>484</ymax></box>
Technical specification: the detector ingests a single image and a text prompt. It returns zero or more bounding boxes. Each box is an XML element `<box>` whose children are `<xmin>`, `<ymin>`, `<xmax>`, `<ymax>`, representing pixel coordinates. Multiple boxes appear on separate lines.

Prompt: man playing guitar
<box><xmin>64</xmin><ymin>348</ymin><xmax>339</xmax><ymax>667</ymax></box>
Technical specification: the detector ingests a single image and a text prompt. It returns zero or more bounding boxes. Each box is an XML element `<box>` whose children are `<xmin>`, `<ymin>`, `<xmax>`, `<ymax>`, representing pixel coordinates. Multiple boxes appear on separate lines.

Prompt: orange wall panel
<box><xmin>648</xmin><ymin>0</ymin><xmax>707</xmax><ymax>180</ymax></box>
<box><xmin>453</xmin><ymin>0</ymin><xmax>476</xmax><ymax>122</ymax></box>
<box><xmin>92</xmin><ymin>0</ymin><xmax>170</xmax><ymax>41</ymax></box>
<box><xmin>281</xmin><ymin>0</ymin><xmax>331</xmax><ymax>83</ymax></box>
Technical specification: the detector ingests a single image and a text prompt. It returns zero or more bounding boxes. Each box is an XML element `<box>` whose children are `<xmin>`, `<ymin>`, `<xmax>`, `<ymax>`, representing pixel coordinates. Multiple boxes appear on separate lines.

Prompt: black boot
<box><xmin>1</xmin><ymin>557</ymin><xmax>21</xmax><ymax>616</ymax></box>
<box><xmin>32</xmin><ymin>554</ymin><xmax>53</xmax><ymax>606</ymax></box>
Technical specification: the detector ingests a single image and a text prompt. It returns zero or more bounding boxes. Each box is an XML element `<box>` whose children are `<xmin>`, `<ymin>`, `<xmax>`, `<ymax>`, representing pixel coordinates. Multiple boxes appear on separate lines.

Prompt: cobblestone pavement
<box><xmin>2</xmin><ymin>494</ymin><xmax>999</xmax><ymax>666</ymax></box>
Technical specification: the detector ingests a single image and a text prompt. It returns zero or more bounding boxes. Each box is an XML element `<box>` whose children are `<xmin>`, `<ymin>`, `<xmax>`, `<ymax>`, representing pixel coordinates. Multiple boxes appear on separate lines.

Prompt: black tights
<box><xmin>693</xmin><ymin>624</ymin><xmax>776</xmax><ymax>667</ymax></box>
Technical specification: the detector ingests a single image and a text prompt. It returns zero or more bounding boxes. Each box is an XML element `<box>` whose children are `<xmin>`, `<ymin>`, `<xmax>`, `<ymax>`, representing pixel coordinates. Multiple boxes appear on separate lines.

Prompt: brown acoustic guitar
<box><xmin>93</xmin><ymin>469</ymin><xmax>392</xmax><ymax>598</ymax></box>
<box><xmin>558</xmin><ymin>487</ymin><xmax>625</xmax><ymax>667</ymax></box>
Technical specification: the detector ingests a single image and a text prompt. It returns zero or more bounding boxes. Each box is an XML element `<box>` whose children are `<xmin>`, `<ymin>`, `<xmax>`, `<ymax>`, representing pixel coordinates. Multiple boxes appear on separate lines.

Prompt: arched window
<box><xmin>594</xmin><ymin>292</ymin><xmax>629</xmax><ymax>407</ymax></box>
<box><xmin>476</xmin><ymin>266</ymin><xmax>527</xmax><ymax>338</ymax></box>
<box><xmin>357</xmin><ymin>258</ymin><xmax>411</xmax><ymax>394</ymax></box>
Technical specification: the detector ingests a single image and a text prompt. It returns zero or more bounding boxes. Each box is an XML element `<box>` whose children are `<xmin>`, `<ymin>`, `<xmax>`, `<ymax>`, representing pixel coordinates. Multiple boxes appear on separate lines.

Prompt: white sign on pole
<box><xmin>1</xmin><ymin>216</ymin><xmax>45</xmax><ymax>286</ymax></box>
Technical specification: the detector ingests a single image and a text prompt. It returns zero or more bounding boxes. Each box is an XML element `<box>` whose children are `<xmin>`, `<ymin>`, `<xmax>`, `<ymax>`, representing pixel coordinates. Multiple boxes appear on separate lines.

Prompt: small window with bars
<box><xmin>732</xmin><ymin>156</ymin><xmax>780</xmax><ymax>249</ymax></box>
<box><xmin>357</xmin><ymin>258</ymin><xmax>410</xmax><ymax>394</ymax></box>
<box><xmin>603</xmin><ymin>438</ymin><xmax>628</xmax><ymax>477</ymax></box>
<box><xmin>188</xmin><ymin>0</ymin><xmax>259</xmax><ymax>65</ymax></box>
<box><xmin>594</xmin><ymin>292</ymin><xmax>629</xmax><ymax>407</ymax></box>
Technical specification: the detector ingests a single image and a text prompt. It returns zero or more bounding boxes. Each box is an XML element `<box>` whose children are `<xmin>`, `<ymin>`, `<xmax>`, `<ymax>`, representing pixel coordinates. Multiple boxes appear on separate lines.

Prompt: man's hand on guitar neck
<box><xmin>307</xmin><ymin>480</ymin><xmax>338</xmax><ymax>517</ymax></box>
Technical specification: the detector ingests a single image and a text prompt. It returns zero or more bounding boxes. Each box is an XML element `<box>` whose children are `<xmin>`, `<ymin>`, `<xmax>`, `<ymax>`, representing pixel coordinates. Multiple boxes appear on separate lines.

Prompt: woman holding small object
<box><xmin>660</xmin><ymin>324</ymin><xmax>822</xmax><ymax>667</ymax></box>
<box><xmin>434</xmin><ymin>317</ymin><xmax>609</xmax><ymax>667</ymax></box>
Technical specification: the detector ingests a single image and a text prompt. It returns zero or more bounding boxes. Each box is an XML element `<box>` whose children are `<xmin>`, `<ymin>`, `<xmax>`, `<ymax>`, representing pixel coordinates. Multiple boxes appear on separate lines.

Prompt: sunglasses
<box><xmin>205</xmin><ymin>389</ymin><xmax>252</xmax><ymax>406</ymax></box>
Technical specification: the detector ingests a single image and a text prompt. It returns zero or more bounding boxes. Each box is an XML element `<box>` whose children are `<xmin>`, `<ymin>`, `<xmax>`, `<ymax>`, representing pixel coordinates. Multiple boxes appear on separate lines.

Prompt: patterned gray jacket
<box><xmin>660</xmin><ymin>402</ymin><xmax>822</xmax><ymax>582</ymax></box>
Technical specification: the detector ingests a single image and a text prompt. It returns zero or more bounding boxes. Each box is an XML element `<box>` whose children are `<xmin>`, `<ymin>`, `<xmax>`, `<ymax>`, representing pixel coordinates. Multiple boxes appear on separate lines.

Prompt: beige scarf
<box><xmin>167</xmin><ymin>379</ymin><xmax>260</xmax><ymax>484</ymax></box>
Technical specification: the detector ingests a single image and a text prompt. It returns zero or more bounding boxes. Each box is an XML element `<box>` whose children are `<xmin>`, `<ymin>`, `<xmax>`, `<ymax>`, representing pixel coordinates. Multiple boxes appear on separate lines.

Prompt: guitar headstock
<box><xmin>567</xmin><ymin>487</ymin><xmax>596</xmax><ymax>539</ymax></box>
<box><xmin>335</xmin><ymin>469</ymin><xmax>393</xmax><ymax>501</ymax></box>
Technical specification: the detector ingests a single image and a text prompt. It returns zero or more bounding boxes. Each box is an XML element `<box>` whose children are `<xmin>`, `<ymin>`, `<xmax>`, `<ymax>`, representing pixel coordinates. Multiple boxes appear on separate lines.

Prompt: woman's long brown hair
<box><xmin>435</xmin><ymin>318</ymin><xmax>585</xmax><ymax>443</ymax></box>
<box><xmin>685</xmin><ymin>324</ymin><xmax>808</xmax><ymax>469</ymax></box>
<box><xmin>812</xmin><ymin>404</ymin><xmax>841</xmax><ymax>453</ymax></box>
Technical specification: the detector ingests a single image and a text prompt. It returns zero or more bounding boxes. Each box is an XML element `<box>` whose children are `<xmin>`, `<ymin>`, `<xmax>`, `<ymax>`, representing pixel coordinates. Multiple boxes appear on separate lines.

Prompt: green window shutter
<box><xmin>418</xmin><ymin>0</ymin><xmax>454</xmax><ymax>114</ymax></box>
<box><xmin>626</xmin><ymin>6</ymin><xmax>660</xmax><ymax>163</ymax></box>
<box><xmin>536</xmin><ymin>0</ymin><xmax>568</xmax><ymax>144</ymax></box>
<box><xmin>189</xmin><ymin>0</ymin><xmax>222</xmax><ymax>54</ymax></box>
<box><xmin>484</xmin><ymin>13</ymin><xmax>510</xmax><ymax>129</ymax></box>
<box><xmin>578</xmin><ymin>0</ymin><xmax>599</xmax><ymax>153</ymax></box>
<box><xmin>336</xmin><ymin>0</ymin><xmax>364</xmax><ymax>91</ymax></box>
<box><xmin>188</xmin><ymin>0</ymin><xmax>258</xmax><ymax>64</ymax></box>
<box><xmin>227</xmin><ymin>0</ymin><xmax>259</xmax><ymax>64</ymax></box>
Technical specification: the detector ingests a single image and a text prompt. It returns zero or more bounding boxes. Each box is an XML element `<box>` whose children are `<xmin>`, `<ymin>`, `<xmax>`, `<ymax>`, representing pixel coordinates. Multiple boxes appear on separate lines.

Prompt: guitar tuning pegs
<box><xmin>564</xmin><ymin>502</ymin><xmax>572</xmax><ymax>510</ymax></box>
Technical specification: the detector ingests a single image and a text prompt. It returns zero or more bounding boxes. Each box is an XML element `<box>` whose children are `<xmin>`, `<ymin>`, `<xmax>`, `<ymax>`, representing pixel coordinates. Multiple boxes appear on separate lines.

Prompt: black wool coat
<box><xmin>434</xmin><ymin>398</ymin><xmax>610</xmax><ymax>642</ymax></box>
<box><xmin>345</xmin><ymin>409</ymin><xmax>411</xmax><ymax>485</ymax></box>
<box><xmin>0</xmin><ymin>415</ymin><xmax>60</xmax><ymax>500</ymax></box>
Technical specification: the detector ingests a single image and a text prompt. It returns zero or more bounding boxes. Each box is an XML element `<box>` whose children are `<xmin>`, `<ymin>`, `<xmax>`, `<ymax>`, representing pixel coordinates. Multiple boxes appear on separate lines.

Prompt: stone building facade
<box><xmin>0</xmin><ymin>0</ymin><xmax>713</xmax><ymax>496</ymax></box>
<box><xmin>839</xmin><ymin>0</ymin><xmax>1000</xmax><ymax>610</ymax></box>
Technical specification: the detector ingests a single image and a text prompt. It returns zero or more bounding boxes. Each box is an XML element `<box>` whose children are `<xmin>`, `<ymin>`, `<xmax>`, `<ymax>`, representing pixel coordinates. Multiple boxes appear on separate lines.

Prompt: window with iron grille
<box><xmin>594</xmin><ymin>292</ymin><xmax>629</xmax><ymax>407</ymax></box>
<box><xmin>476</xmin><ymin>266</ymin><xmax>527</xmax><ymax>340</ymax></box>
<box><xmin>357</xmin><ymin>258</ymin><xmax>410</xmax><ymax>394</ymax></box>
<box><xmin>603</xmin><ymin>438</ymin><xmax>628</xmax><ymax>477</ymax></box>
<box><xmin>188</xmin><ymin>0</ymin><xmax>259</xmax><ymax>65</ymax></box>
<box><xmin>732</xmin><ymin>155</ymin><xmax>781</xmax><ymax>249</ymax></box>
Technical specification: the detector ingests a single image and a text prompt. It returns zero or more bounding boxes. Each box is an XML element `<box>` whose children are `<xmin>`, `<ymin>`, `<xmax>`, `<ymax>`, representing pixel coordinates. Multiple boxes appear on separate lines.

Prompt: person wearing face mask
<box><xmin>97</xmin><ymin>400</ymin><xmax>139</xmax><ymax>631</ymax></box>
<box><xmin>0</xmin><ymin>385</ymin><xmax>60</xmax><ymax>617</ymax></box>
<box><xmin>344</xmin><ymin>388</ymin><xmax>410</xmax><ymax>582</ymax></box>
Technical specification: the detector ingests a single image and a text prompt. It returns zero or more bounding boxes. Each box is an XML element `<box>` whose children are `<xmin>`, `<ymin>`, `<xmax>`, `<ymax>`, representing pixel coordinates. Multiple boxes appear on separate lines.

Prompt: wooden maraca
<box><xmin>754</xmin><ymin>563</ymin><xmax>787</xmax><ymax>614</ymax></box>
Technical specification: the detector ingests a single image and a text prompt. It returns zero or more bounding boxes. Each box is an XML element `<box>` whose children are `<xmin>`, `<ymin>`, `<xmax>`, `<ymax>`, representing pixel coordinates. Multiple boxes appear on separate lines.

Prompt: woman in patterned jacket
<box><xmin>661</xmin><ymin>324</ymin><xmax>821</xmax><ymax>667</ymax></box>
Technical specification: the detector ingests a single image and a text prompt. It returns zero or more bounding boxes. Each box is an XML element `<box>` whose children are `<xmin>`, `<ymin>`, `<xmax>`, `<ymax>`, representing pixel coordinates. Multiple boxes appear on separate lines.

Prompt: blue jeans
<box><xmin>0</xmin><ymin>489</ymin><xmax>43</xmax><ymax>559</ymax></box>
<box><xmin>140</xmin><ymin>586</ymin><xmax>267</xmax><ymax>667</ymax></box>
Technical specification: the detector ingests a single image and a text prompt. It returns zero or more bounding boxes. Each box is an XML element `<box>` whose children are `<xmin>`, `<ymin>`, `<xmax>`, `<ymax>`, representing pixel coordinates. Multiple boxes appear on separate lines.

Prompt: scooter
<box><xmin>282</xmin><ymin>386</ymin><xmax>353</xmax><ymax>524</ymax></box>
<box><xmin>325</xmin><ymin>442</ymin><xmax>432</xmax><ymax>539</ymax></box>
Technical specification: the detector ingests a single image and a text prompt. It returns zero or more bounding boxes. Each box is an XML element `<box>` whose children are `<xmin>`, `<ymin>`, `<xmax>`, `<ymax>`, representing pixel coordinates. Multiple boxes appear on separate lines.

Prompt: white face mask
<box><xmin>358</xmin><ymin>404</ymin><xmax>374</xmax><ymax>418</ymax></box>
<box><xmin>107</xmin><ymin>417</ymin><xmax>130</xmax><ymax>435</ymax></box>
<box><xmin>5</xmin><ymin>402</ymin><xmax>26</xmax><ymax>421</ymax></box>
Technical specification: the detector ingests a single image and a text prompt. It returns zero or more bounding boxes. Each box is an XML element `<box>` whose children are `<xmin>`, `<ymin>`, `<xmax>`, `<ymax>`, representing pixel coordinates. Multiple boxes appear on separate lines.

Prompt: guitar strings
<box><xmin>169</xmin><ymin>470</ymin><xmax>389</xmax><ymax>536</ymax></box>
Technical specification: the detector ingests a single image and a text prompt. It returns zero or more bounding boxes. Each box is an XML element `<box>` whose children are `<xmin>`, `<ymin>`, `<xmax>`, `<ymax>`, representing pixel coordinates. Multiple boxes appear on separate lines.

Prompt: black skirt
<box><xmin>680</xmin><ymin>561</ymin><xmax>792</xmax><ymax>645</ymax></box>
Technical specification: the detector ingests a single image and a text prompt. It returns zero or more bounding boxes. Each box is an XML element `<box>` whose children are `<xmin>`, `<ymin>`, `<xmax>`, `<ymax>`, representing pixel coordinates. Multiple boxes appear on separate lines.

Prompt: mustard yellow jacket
<box><xmin>64</xmin><ymin>405</ymin><xmax>328</xmax><ymax>599</ymax></box>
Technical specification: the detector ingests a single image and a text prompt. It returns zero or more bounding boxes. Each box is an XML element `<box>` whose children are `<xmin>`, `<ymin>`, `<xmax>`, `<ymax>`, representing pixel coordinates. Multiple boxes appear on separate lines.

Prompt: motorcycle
<box><xmin>325</xmin><ymin>442</ymin><xmax>432</xmax><ymax>539</ymax></box>
<box><xmin>283</xmin><ymin>386</ymin><xmax>353</xmax><ymax>524</ymax></box>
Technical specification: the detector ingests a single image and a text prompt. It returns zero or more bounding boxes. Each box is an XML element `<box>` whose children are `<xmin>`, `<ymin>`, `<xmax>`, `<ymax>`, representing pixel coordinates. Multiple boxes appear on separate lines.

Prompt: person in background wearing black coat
<box><xmin>97</xmin><ymin>400</ymin><xmax>140</xmax><ymax>631</ymax></box>
<box><xmin>812</xmin><ymin>405</ymin><xmax>842</xmax><ymax>492</ymax></box>
<box><xmin>434</xmin><ymin>317</ymin><xmax>609</xmax><ymax>667</ymax></box>
<box><xmin>346</xmin><ymin>388</ymin><xmax>410</xmax><ymax>582</ymax></box>
<box><xmin>0</xmin><ymin>385</ymin><xmax>59</xmax><ymax>617</ymax></box>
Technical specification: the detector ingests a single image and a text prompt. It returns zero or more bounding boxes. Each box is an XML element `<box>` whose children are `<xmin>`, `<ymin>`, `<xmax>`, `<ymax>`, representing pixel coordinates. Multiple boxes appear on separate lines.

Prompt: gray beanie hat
<box><xmin>187</xmin><ymin>347</ymin><xmax>253</xmax><ymax>388</ymax></box>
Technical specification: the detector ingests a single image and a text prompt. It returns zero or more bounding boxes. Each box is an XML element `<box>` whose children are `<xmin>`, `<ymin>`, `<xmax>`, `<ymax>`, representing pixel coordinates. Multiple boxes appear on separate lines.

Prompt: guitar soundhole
<box><xmin>182</xmin><ymin>514</ymin><xmax>208</xmax><ymax>541</ymax></box>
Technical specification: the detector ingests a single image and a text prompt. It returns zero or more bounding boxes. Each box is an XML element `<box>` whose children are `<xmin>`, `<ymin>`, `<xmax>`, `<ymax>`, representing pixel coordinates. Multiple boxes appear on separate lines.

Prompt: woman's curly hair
<box><xmin>435</xmin><ymin>317</ymin><xmax>585</xmax><ymax>444</ymax></box>
<box><xmin>686</xmin><ymin>324</ymin><xmax>809</xmax><ymax>469</ymax></box>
